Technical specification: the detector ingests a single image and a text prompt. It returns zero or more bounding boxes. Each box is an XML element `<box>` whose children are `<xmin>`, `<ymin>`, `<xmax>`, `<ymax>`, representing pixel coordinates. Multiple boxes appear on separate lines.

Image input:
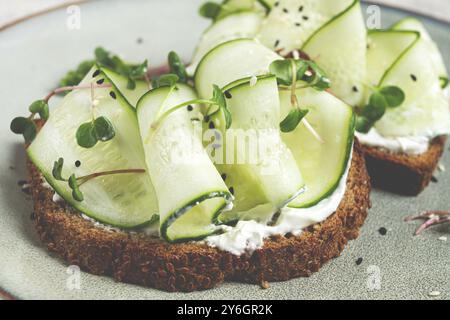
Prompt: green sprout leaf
<box><xmin>439</xmin><ymin>76</ymin><xmax>449</xmax><ymax>89</ymax></box>
<box><xmin>29</xmin><ymin>100</ymin><xmax>50</xmax><ymax>121</ymax></box>
<box><xmin>10</xmin><ymin>117</ymin><xmax>37</xmax><ymax>143</ymax></box>
<box><xmin>280</xmin><ymin>108</ymin><xmax>309</xmax><ymax>133</ymax></box>
<box><xmin>199</xmin><ymin>2</ymin><xmax>221</xmax><ymax>19</ymax></box>
<box><xmin>52</xmin><ymin>157</ymin><xmax>65</xmax><ymax>181</ymax></box>
<box><xmin>152</xmin><ymin>74</ymin><xmax>180</xmax><ymax>89</ymax></box>
<box><xmin>68</xmin><ymin>174</ymin><xmax>84</xmax><ymax>202</ymax></box>
<box><xmin>76</xmin><ymin>122</ymin><xmax>98</xmax><ymax>148</ymax></box>
<box><xmin>168</xmin><ymin>51</ymin><xmax>188</xmax><ymax>83</ymax></box>
<box><xmin>59</xmin><ymin>60</ymin><xmax>95</xmax><ymax>89</ymax></box>
<box><xmin>269</xmin><ymin>59</ymin><xmax>331</xmax><ymax>91</ymax></box>
<box><xmin>304</xmin><ymin>61</ymin><xmax>331</xmax><ymax>91</ymax></box>
<box><xmin>212</xmin><ymin>85</ymin><xmax>232</xmax><ymax>129</ymax></box>
<box><xmin>76</xmin><ymin>116</ymin><xmax>115</xmax><ymax>148</ymax></box>
<box><xmin>363</xmin><ymin>92</ymin><xmax>387</xmax><ymax>121</ymax></box>
<box><xmin>355</xmin><ymin>116</ymin><xmax>373</xmax><ymax>134</ymax></box>
<box><xmin>93</xmin><ymin>116</ymin><xmax>115</xmax><ymax>142</ymax></box>
<box><xmin>378</xmin><ymin>86</ymin><xmax>405</xmax><ymax>108</ymax></box>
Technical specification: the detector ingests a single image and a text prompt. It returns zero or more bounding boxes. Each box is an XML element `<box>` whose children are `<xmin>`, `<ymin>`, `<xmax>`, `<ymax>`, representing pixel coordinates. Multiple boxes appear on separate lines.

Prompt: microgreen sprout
<box><xmin>439</xmin><ymin>76</ymin><xmax>449</xmax><ymax>89</ymax></box>
<box><xmin>270</xmin><ymin>58</ymin><xmax>329</xmax><ymax>140</ymax></box>
<box><xmin>152</xmin><ymin>51</ymin><xmax>188</xmax><ymax>89</ymax></box>
<box><xmin>404</xmin><ymin>210</ymin><xmax>450</xmax><ymax>235</ymax></box>
<box><xmin>75</xmin><ymin>82</ymin><xmax>116</xmax><ymax>149</ymax></box>
<box><xmin>151</xmin><ymin>85</ymin><xmax>231</xmax><ymax>131</ymax></box>
<box><xmin>10</xmin><ymin>83</ymin><xmax>111</xmax><ymax>144</ymax></box>
<box><xmin>59</xmin><ymin>47</ymin><xmax>149</xmax><ymax>91</ymax></box>
<box><xmin>94</xmin><ymin>47</ymin><xmax>148</xmax><ymax>90</ymax></box>
<box><xmin>356</xmin><ymin>85</ymin><xmax>405</xmax><ymax>133</ymax></box>
<box><xmin>199</xmin><ymin>2</ymin><xmax>222</xmax><ymax>19</ymax></box>
<box><xmin>52</xmin><ymin>157</ymin><xmax>146</xmax><ymax>202</ymax></box>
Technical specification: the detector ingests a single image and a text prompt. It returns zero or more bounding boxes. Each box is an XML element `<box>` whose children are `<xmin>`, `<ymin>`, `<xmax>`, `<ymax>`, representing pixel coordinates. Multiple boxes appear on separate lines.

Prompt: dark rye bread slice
<box><xmin>362</xmin><ymin>136</ymin><xmax>446</xmax><ymax>196</ymax></box>
<box><xmin>27</xmin><ymin>141</ymin><xmax>371</xmax><ymax>292</ymax></box>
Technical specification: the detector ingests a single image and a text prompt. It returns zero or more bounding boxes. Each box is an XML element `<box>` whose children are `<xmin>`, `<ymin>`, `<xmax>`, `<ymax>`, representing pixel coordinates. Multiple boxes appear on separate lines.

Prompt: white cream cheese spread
<box><xmin>204</xmin><ymin>150</ymin><xmax>353</xmax><ymax>255</ymax></box>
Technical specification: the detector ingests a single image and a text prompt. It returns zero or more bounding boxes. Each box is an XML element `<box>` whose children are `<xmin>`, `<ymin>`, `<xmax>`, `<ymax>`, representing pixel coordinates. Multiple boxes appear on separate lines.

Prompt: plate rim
<box><xmin>0</xmin><ymin>0</ymin><xmax>449</xmax><ymax>33</ymax></box>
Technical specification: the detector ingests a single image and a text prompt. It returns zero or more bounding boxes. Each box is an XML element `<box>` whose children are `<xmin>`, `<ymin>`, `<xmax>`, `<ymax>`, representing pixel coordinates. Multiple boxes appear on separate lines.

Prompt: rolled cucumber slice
<box><xmin>27</xmin><ymin>67</ymin><xmax>158</xmax><ymax>228</ymax></box>
<box><xmin>374</xmin><ymin>37</ymin><xmax>450</xmax><ymax>137</ymax></box>
<box><xmin>102</xmin><ymin>67</ymin><xmax>150</xmax><ymax>107</ymax></box>
<box><xmin>194</xmin><ymin>38</ymin><xmax>281</xmax><ymax>98</ymax></box>
<box><xmin>366</xmin><ymin>30</ymin><xmax>419</xmax><ymax>87</ymax></box>
<box><xmin>257</xmin><ymin>0</ymin><xmax>354</xmax><ymax>54</ymax></box>
<box><xmin>208</xmin><ymin>75</ymin><xmax>305</xmax><ymax>222</ymax></box>
<box><xmin>187</xmin><ymin>11</ymin><xmax>264</xmax><ymax>75</ymax></box>
<box><xmin>137</xmin><ymin>84</ymin><xmax>232</xmax><ymax>242</ymax></box>
<box><xmin>392</xmin><ymin>17</ymin><xmax>448</xmax><ymax>80</ymax></box>
<box><xmin>280</xmin><ymin>86</ymin><xmax>355</xmax><ymax>208</ymax></box>
<box><xmin>302</xmin><ymin>0</ymin><xmax>366</xmax><ymax>107</ymax></box>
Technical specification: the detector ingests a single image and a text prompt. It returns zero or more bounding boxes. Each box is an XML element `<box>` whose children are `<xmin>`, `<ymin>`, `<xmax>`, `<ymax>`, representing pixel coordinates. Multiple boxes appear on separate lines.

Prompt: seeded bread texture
<box><xmin>362</xmin><ymin>136</ymin><xmax>446</xmax><ymax>196</ymax></box>
<box><xmin>27</xmin><ymin>141</ymin><xmax>371</xmax><ymax>292</ymax></box>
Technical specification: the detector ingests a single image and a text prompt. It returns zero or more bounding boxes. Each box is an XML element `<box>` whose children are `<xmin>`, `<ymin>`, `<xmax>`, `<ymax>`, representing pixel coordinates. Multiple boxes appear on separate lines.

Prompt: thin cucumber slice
<box><xmin>137</xmin><ymin>84</ymin><xmax>232</xmax><ymax>242</ymax></box>
<box><xmin>187</xmin><ymin>11</ymin><xmax>264</xmax><ymax>75</ymax></box>
<box><xmin>392</xmin><ymin>17</ymin><xmax>448</xmax><ymax>79</ymax></box>
<box><xmin>209</xmin><ymin>75</ymin><xmax>305</xmax><ymax>222</ymax></box>
<box><xmin>366</xmin><ymin>30</ymin><xmax>419</xmax><ymax>87</ymax></box>
<box><xmin>194</xmin><ymin>38</ymin><xmax>281</xmax><ymax>98</ymax></box>
<box><xmin>375</xmin><ymin>38</ymin><xmax>450</xmax><ymax>137</ymax></box>
<box><xmin>280</xmin><ymin>86</ymin><xmax>355</xmax><ymax>208</ymax></box>
<box><xmin>27</xmin><ymin>67</ymin><xmax>158</xmax><ymax>228</ymax></box>
<box><xmin>257</xmin><ymin>0</ymin><xmax>353</xmax><ymax>54</ymax></box>
<box><xmin>101</xmin><ymin>67</ymin><xmax>150</xmax><ymax>107</ymax></box>
<box><xmin>302</xmin><ymin>0</ymin><xmax>366</xmax><ymax>107</ymax></box>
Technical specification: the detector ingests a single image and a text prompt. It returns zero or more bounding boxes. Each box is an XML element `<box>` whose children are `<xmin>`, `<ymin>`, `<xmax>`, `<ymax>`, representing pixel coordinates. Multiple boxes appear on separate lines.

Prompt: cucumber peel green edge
<box><xmin>289</xmin><ymin>101</ymin><xmax>355</xmax><ymax>209</ymax></box>
<box><xmin>136</xmin><ymin>86</ymin><xmax>233</xmax><ymax>243</ymax></box>
<box><xmin>27</xmin><ymin>65</ymin><xmax>157</xmax><ymax>229</ymax></box>
<box><xmin>301</xmin><ymin>0</ymin><xmax>360</xmax><ymax>50</ymax></box>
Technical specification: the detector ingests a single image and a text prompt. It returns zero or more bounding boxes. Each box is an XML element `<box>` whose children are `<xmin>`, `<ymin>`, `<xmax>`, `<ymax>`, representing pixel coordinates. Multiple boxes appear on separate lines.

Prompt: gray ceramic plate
<box><xmin>0</xmin><ymin>0</ymin><xmax>449</xmax><ymax>300</ymax></box>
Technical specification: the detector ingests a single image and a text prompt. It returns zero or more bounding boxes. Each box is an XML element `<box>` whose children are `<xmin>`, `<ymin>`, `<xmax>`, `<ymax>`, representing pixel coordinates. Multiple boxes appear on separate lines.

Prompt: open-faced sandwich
<box><xmin>193</xmin><ymin>0</ymin><xmax>450</xmax><ymax>196</ymax></box>
<box><xmin>10</xmin><ymin>0</ymin><xmax>376</xmax><ymax>292</ymax></box>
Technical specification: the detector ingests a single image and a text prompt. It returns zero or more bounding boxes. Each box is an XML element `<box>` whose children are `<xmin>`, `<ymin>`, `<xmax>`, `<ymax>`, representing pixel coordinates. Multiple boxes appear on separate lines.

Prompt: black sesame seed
<box><xmin>229</xmin><ymin>187</ymin><xmax>235</xmax><ymax>195</ymax></box>
<box><xmin>378</xmin><ymin>227</ymin><xmax>387</xmax><ymax>236</ymax></box>
<box><xmin>274</xmin><ymin>39</ymin><xmax>280</xmax><ymax>48</ymax></box>
<box><xmin>221</xmin><ymin>173</ymin><xmax>227</xmax><ymax>181</ymax></box>
<box><xmin>75</xmin><ymin>160</ymin><xmax>81</xmax><ymax>168</ymax></box>
<box><xmin>352</xmin><ymin>86</ymin><xmax>359</xmax><ymax>93</ymax></box>
<box><xmin>92</xmin><ymin>69</ymin><xmax>101</xmax><ymax>78</ymax></box>
<box><xmin>109</xmin><ymin>91</ymin><xmax>117</xmax><ymax>99</ymax></box>
<box><xmin>410</xmin><ymin>74</ymin><xmax>417</xmax><ymax>81</ymax></box>
<box><xmin>96</xmin><ymin>78</ymin><xmax>105</xmax><ymax>85</ymax></box>
<box><xmin>431</xmin><ymin>176</ymin><xmax>438</xmax><ymax>183</ymax></box>
<box><xmin>204</xmin><ymin>115</ymin><xmax>210</xmax><ymax>123</ymax></box>
<box><xmin>295</xmin><ymin>22</ymin><xmax>301</xmax><ymax>27</ymax></box>
<box><xmin>356</xmin><ymin>257</ymin><xmax>363</xmax><ymax>266</ymax></box>
<box><xmin>299</xmin><ymin>5</ymin><xmax>304</xmax><ymax>12</ymax></box>
<box><xmin>224</xmin><ymin>91</ymin><xmax>232</xmax><ymax>99</ymax></box>
<box><xmin>274</xmin><ymin>1</ymin><xmax>279</xmax><ymax>7</ymax></box>
<box><xmin>209</xmin><ymin>121</ymin><xmax>215</xmax><ymax>129</ymax></box>
<box><xmin>302</xmin><ymin>15</ymin><xmax>309</xmax><ymax>21</ymax></box>
<box><xmin>187</xmin><ymin>105</ymin><xmax>193</xmax><ymax>112</ymax></box>
<box><xmin>283</xmin><ymin>8</ymin><xmax>289</xmax><ymax>14</ymax></box>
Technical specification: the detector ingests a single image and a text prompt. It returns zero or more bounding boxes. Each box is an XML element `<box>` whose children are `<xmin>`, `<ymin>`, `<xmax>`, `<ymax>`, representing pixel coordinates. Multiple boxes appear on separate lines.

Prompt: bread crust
<box><xmin>28</xmin><ymin>141</ymin><xmax>371</xmax><ymax>292</ymax></box>
<box><xmin>362</xmin><ymin>136</ymin><xmax>446</xmax><ymax>196</ymax></box>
